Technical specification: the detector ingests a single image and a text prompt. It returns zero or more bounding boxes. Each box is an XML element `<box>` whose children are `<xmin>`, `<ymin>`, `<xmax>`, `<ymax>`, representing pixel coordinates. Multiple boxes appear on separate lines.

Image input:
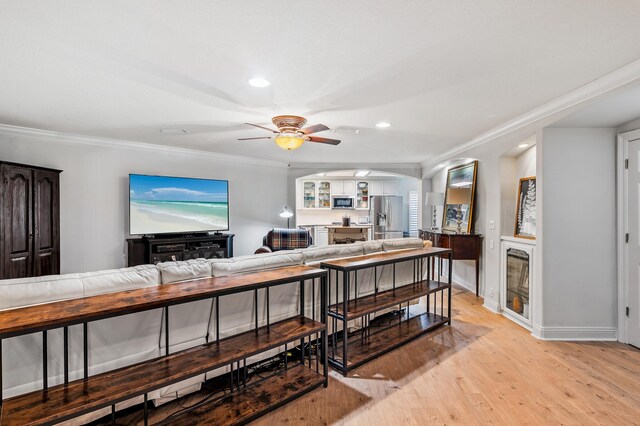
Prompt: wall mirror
<box><xmin>442</xmin><ymin>160</ymin><xmax>478</xmax><ymax>233</ymax></box>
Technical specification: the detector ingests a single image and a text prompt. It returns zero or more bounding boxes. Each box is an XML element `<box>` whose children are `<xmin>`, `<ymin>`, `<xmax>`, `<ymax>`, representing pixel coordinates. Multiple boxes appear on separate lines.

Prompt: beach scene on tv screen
<box><xmin>130</xmin><ymin>175</ymin><xmax>228</xmax><ymax>234</ymax></box>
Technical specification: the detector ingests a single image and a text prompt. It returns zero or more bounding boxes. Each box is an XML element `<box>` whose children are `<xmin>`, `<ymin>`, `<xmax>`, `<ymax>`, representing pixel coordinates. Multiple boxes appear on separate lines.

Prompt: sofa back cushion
<box><xmin>80</xmin><ymin>265</ymin><xmax>163</xmax><ymax>376</ymax></box>
<box><xmin>302</xmin><ymin>244</ymin><xmax>364</xmax><ymax>265</ymax></box>
<box><xmin>265</xmin><ymin>228</ymin><xmax>312</xmax><ymax>251</ymax></box>
<box><xmin>361</xmin><ymin>240</ymin><xmax>383</xmax><ymax>254</ymax></box>
<box><xmin>210</xmin><ymin>251</ymin><xmax>303</xmax><ymax>277</ymax></box>
<box><xmin>81</xmin><ymin>265</ymin><xmax>160</xmax><ymax>297</ymax></box>
<box><xmin>382</xmin><ymin>237</ymin><xmax>424</xmax><ymax>252</ymax></box>
<box><xmin>157</xmin><ymin>259</ymin><xmax>212</xmax><ymax>284</ymax></box>
<box><xmin>0</xmin><ymin>273</ymin><xmax>84</xmax><ymax>311</ymax></box>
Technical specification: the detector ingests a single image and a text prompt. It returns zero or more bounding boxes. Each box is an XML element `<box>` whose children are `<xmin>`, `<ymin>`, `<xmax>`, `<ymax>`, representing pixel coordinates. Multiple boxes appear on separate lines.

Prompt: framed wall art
<box><xmin>442</xmin><ymin>160</ymin><xmax>478</xmax><ymax>233</ymax></box>
<box><xmin>515</xmin><ymin>176</ymin><xmax>536</xmax><ymax>239</ymax></box>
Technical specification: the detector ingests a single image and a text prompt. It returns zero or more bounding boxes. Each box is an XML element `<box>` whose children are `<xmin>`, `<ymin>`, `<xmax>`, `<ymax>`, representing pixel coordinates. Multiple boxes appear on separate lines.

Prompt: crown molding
<box><xmin>0</xmin><ymin>123</ymin><xmax>288</xmax><ymax>168</ymax></box>
<box><xmin>421</xmin><ymin>58</ymin><xmax>640</xmax><ymax>169</ymax></box>
<box><xmin>287</xmin><ymin>162</ymin><xmax>421</xmax><ymax>170</ymax></box>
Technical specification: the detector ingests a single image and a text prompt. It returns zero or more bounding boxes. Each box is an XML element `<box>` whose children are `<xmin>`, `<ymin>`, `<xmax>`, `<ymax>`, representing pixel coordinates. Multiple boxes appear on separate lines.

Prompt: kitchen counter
<box><xmin>324</xmin><ymin>224</ymin><xmax>372</xmax><ymax>229</ymax></box>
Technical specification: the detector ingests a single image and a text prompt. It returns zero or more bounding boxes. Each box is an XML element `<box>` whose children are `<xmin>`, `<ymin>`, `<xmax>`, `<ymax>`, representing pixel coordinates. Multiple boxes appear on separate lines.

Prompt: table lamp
<box><xmin>446</xmin><ymin>188</ymin><xmax>472</xmax><ymax>233</ymax></box>
<box><xmin>424</xmin><ymin>192</ymin><xmax>444</xmax><ymax>231</ymax></box>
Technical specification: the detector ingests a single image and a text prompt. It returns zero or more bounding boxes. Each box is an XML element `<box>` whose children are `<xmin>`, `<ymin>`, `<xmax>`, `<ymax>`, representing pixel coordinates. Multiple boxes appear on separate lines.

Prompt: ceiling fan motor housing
<box><xmin>272</xmin><ymin>115</ymin><xmax>307</xmax><ymax>133</ymax></box>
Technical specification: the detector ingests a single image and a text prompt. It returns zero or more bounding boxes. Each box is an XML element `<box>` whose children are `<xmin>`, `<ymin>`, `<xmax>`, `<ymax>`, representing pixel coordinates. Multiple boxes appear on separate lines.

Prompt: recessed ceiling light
<box><xmin>518</xmin><ymin>143</ymin><xmax>529</xmax><ymax>148</ymax></box>
<box><xmin>375</xmin><ymin>122</ymin><xmax>391</xmax><ymax>128</ymax></box>
<box><xmin>316</xmin><ymin>173</ymin><xmax>326</xmax><ymax>176</ymax></box>
<box><xmin>355</xmin><ymin>170</ymin><xmax>370</xmax><ymax>177</ymax></box>
<box><xmin>248</xmin><ymin>77</ymin><xmax>270</xmax><ymax>88</ymax></box>
<box><xmin>437</xmin><ymin>163</ymin><xmax>447</xmax><ymax>168</ymax></box>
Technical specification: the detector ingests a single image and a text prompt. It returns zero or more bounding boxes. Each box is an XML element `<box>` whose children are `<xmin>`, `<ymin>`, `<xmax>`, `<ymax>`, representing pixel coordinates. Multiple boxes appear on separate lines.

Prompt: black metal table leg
<box><xmin>143</xmin><ymin>393</ymin><xmax>148</xmax><ymax>426</ymax></box>
<box><xmin>321</xmin><ymin>273</ymin><xmax>328</xmax><ymax>386</ymax></box>
<box><xmin>266</xmin><ymin>288</ymin><xmax>270</xmax><ymax>330</ymax></box>
<box><xmin>1</xmin><ymin>338</ymin><xmax>3</xmax><ymax>402</ymax></box>
<box><xmin>42</xmin><ymin>330</ymin><xmax>48</xmax><ymax>390</ymax></box>
<box><xmin>165</xmin><ymin>306</ymin><xmax>170</xmax><ymax>356</ymax></box>
<box><xmin>64</xmin><ymin>326</ymin><xmax>69</xmax><ymax>383</ymax></box>
<box><xmin>448</xmin><ymin>252</ymin><xmax>453</xmax><ymax>324</ymax></box>
<box><xmin>83</xmin><ymin>323</ymin><xmax>88</xmax><ymax>379</ymax></box>
<box><xmin>342</xmin><ymin>271</ymin><xmax>349</xmax><ymax>376</ymax></box>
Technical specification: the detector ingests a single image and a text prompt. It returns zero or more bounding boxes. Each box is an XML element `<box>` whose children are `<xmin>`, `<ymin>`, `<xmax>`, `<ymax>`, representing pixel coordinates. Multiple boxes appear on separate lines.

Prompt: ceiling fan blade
<box><xmin>245</xmin><ymin>123</ymin><xmax>279</xmax><ymax>133</ymax></box>
<box><xmin>301</xmin><ymin>124</ymin><xmax>330</xmax><ymax>135</ymax></box>
<box><xmin>307</xmin><ymin>136</ymin><xmax>341</xmax><ymax>145</ymax></box>
<box><xmin>237</xmin><ymin>137</ymin><xmax>272</xmax><ymax>140</ymax></box>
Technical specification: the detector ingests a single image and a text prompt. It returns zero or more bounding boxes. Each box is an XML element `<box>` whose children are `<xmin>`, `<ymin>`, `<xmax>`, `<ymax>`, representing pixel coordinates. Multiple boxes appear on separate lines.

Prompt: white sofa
<box><xmin>0</xmin><ymin>237</ymin><xmax>428</xmax><ymax>424</ymax></box>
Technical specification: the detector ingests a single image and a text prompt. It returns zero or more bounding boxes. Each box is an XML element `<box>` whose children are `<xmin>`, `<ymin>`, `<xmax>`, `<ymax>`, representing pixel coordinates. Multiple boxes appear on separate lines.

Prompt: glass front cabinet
<box><xmin>317</xmin><ymin>181</ymin><xmax>331</xmax><ymax>208</ymax></box>
<box><xmin>301</xmin><ymin>180</ymin><xmax>331</xmax><ymax>208</ymax></box>
<box><xmin>500</xmin><ymin>239</ymin><xmax>534</xmax><ymax>328</ymax></box>
<box><xmin>356</xmin><ymin>181</ymin><xmax>369</xmax><ymax>209</ymax></box>
<box><xmin>302</xmin><ymin>181</ymin><xmax>316</xmax><ymax>208</ymax></box>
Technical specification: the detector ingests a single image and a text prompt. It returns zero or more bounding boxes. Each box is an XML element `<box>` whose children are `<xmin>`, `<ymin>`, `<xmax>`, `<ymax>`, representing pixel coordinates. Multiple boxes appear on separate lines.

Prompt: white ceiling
<box><xmin>1</xmin><ymin>1</ymin><xmax>640</xmax><ymax>164</ymax></box>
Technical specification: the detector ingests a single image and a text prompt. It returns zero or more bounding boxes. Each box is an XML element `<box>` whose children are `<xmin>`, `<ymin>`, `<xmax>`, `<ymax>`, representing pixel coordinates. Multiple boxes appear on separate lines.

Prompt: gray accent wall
<box><xmin>540</xmin><ymin>127</ymin><xmax>617</xmax><ymax>331</ymax></box>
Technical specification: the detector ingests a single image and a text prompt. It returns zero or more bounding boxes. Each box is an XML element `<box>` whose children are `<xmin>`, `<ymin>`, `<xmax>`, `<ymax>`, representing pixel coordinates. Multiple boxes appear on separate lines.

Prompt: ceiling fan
<box><xmin>238</xmin><ymin>115</ymin><xmax>341</xmax><ymax>150</ymax></box>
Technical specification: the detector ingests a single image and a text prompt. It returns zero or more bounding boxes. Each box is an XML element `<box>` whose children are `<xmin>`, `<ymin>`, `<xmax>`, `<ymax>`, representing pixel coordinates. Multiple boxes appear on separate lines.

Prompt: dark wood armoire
<box><xmin>0</xmin><ymin>161</ymin><xmax>62</xmax><ymax>279</ymax></box>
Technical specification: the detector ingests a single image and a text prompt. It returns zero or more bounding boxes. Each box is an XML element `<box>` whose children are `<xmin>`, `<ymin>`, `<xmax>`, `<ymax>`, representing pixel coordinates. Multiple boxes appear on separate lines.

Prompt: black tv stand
<box><xmin>127</xmin><ymin>233</ymin><xmax>235</xmax><ymax>266</ymax></box>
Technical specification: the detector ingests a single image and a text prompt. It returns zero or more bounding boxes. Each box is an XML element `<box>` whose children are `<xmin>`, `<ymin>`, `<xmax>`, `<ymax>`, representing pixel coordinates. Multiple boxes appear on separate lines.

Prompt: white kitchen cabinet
<box><xmin>383</xmin><ymin>181</ymin><xmax>397</xmax><ymax>195</ymax></box>
<box><xmin>301</xmin><ymin>181</ymin><xmax>317</xmax><ymax>208</ymax></box>
<box><xmin>300</xmin><ymin>180</ymin><xmax>331</xmax><ymax>208</ymax></box>
<box><xmin>331</xmin><ymin>180</ymin><xmax>356</xmax><ymax>197</ymax></box>
<box><xmin>356</xmin><ymin>181</ymin><xmax>369</xmax><ymax>209</ymax></box>
<box><xmin>316</xmin><ymin>226</ymin><xmax>329</xmax><ymax>246</ymax></box>
<box><xmin>369</xmin><ymin>181</ymin><xmax>398</xmax><ymax>196</ymax></box>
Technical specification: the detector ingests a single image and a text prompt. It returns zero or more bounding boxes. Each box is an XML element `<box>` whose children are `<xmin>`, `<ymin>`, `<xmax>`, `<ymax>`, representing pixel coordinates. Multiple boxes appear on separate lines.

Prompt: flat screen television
<box><xmin>129</xmin><ymin>174</ymin><xmax>229</xmax><ymax>235</ymax></box>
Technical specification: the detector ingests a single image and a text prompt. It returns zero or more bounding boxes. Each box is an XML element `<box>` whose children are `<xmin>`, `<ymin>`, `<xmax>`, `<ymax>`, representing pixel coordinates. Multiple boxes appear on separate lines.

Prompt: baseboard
<box><xmin>482</xmin><ymin>298</ymin><xmax>500</xmax><ymax>314</ymax></box>
<box><xmin>532</xmin><ymin>326</ymin><xmax>617</xmax><ymax>341</ymax></box>
<box><xmin>451</xmin><ymin>274</ymin><xmax>475</xmax><ymax>294</ymax></box>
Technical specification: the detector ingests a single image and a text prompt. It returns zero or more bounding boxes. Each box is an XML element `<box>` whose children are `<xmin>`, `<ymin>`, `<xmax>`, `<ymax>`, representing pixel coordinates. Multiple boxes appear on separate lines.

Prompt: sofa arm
<box><xmin>254</xmin><ymin>246</ymin><xmax>273</xmax><ymax>254</ymax></box>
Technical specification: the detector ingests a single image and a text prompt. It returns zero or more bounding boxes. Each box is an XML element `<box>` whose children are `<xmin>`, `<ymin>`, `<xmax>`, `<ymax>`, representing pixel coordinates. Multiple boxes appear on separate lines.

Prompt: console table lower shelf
<box><xmin>329</xmin><ymin>311</ymin><xmax>449</xmax><ymax>371</ymax></box>
<box><xmin>159</xmin><ymin>364</ymin><xmax>323</xmax><ymax>426</ymax></box>
<box><xmin>320</xmin><ymin>247</ymin><xmax>453</xmax><ymax>376</ymax></box>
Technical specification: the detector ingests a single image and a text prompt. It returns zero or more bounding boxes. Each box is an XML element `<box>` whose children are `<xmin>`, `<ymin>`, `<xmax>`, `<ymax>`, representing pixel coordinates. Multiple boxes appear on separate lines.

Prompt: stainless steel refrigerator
<box><xmin>370</xmin><ymin>195</ymin><xmax>404</xmax><ymax>240</ymax></box>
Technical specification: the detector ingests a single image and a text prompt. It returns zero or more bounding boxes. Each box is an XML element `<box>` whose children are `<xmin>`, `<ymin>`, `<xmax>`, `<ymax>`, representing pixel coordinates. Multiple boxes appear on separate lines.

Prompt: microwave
<box><xmin>332</xmin><ymin>196</ymin><xmax>355</xmax><ymax>209</ymax></box>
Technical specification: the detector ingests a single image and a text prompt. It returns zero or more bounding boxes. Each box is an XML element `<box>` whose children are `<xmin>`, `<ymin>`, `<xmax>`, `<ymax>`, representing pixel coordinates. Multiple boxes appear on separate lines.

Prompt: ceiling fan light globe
<box><xmin>274</xmin><ymin>134</ymin><xmax>305</xmax><ymax>150</ymax></box>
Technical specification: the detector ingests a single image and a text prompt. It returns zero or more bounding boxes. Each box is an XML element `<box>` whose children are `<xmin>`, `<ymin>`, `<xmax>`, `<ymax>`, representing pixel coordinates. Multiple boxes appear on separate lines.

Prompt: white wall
<box><xmin>0</xmin><ymin>131</ymin><xmax>288</xmax><ymax>273</ymax></box>
<box><xmin>540</xmin><ymin>127</ymin><xmax>617</xmax><ymax>334</ymax></box>
<box><xmin>501</xmin><ymin>145</ymin><xmax>537</xmax><ymax>236</ymax></box>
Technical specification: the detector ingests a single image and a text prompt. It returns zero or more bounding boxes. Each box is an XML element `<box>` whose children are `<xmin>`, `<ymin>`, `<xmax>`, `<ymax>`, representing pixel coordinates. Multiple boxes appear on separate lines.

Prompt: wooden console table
<box><xmin>320</xmin><ymin>247</ymin><xmax>452</xmax><ymax>376</ymax></box>
<box><xmin>421</xmin><ymin>230</ymin><xmax>482</xmax><ymax>297</ymax></box>
<box><xmin>0</xmin><ymin>265</ymin><xmax>327</xmax><ymax>426</ymax></box>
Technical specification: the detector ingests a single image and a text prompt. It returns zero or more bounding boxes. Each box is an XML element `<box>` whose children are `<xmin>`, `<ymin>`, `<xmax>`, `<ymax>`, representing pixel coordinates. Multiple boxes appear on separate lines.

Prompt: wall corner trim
<box><xmin>482</xmin><ymin>298</ymin><xmax>500</xmax><ymax>314</ymax></box>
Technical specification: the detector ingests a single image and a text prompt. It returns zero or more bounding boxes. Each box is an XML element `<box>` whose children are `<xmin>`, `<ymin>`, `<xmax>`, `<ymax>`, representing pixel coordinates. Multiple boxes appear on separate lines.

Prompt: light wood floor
<box><xmin>253</xmin><ymin>285</ymin><xmax>640</xmax><ymax>426</ymax></box>
<box><xmin>98</xmin><ymin>285</ymin><xmax>640</xmax><ymax>425</ymax></box>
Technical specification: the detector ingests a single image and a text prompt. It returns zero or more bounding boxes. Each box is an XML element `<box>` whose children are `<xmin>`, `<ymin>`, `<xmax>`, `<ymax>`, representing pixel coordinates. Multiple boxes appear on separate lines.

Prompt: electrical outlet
<box><xmin>489</xmin><ymin>220</ymin><xmax>495</xmax><ymax>230</ymax></box>
<box><xmin>489</xmin><ymin>287</ymin><xmax>494</xmax><ymax>297</ymax></box>
<box><xmin>490</xmin><ymin>240</ymin><xmax>494</xmax><ymax>249</ymax></box>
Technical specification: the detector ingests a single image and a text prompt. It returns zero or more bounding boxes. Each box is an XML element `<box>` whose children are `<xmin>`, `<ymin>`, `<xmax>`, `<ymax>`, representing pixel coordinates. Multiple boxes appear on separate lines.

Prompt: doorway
<box><xmin>618</xmin><ymin>129</ymin><xmax>640</xmax><ymax>348</ymax></box>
